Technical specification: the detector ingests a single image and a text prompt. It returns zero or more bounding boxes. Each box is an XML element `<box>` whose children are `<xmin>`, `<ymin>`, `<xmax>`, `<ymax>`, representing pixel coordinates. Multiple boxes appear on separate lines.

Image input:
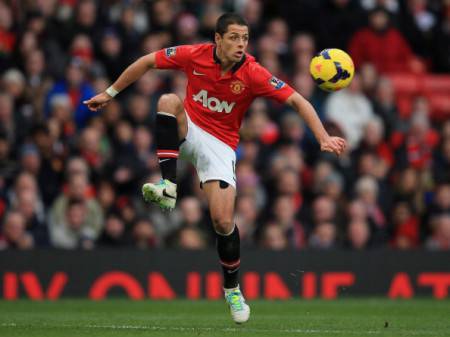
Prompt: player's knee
<box><xmin>213</xmin><ymin>219</ymin><xmax>234</xmax><ymax>235</ymax></box>
<box><xmin>157</xmin><ymin>93</ymin><xmax>183</xmax><ymax>115</ymax></box>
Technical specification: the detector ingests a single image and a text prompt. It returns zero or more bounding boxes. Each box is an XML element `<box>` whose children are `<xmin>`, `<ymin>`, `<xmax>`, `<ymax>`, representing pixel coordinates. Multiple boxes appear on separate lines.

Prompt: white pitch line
<box><xmin>0</xmin><ymin>322</ymin><xmax>441</xmax><ymax>335</ymax></box>
<box><xmin>1</xmin><ymin>322</ymin><xmax>380</xmax><ymax>334</ymax></box>
<box><xmin>84</xmin><ymin>324</ymin><xmax>384</xmax><ymax>334</ymax></box>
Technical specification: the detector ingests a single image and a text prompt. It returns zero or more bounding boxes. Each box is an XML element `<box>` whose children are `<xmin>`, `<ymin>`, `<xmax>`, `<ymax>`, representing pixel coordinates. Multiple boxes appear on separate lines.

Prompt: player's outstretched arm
<box><xmin>83</xmin><ymin>53</ymin><xmax>157</xmax><ymax>111</ymax></box>
<box><xmin>286</xmin><ymin>92</ymin><xmax>346</xmax><ymax>156</ymax></box>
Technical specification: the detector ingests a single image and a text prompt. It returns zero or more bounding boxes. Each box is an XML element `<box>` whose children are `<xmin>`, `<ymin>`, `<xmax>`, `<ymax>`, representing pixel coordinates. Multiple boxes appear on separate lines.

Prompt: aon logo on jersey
<box><xmin>193</xmin><ymin>90</ymin><xmax>236</xmax><ymax>113</ymax></box>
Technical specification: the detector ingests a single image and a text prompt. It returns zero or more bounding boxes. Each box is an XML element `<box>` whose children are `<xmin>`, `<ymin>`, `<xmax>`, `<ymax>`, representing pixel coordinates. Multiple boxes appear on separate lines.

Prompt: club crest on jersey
<box><xmin>230</xmin><ymin>80</ymin><xmax>245</xmax><ymax>95</ymax></box>
<box><xmin>165</xmin><ymin>47</ymin><xmax>177</xmax><ymax>58</ymax></box>
<box><xmin>269</xmin><ymin>76</ymin><xmax>285</xmax><ymax>90</ymax></box>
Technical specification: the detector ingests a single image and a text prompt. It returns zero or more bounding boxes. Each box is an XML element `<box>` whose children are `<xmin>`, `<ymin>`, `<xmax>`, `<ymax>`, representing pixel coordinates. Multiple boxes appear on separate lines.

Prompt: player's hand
<box><xmin>320</xmin><ymin>136</ymin><xmax>346</xmax><ymax>156</ymax></box>
<box><xmin>83</xmin><ymin>92</ymin><xmax>112</xmax><ymax>111</ymax></box>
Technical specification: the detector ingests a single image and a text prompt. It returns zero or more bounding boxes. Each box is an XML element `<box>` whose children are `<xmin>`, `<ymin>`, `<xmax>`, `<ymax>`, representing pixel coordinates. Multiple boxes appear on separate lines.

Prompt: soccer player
<box><xmin>84</xmin><ymin>13</ymin><xmax>346</xmax><ymax>323</ymax></box>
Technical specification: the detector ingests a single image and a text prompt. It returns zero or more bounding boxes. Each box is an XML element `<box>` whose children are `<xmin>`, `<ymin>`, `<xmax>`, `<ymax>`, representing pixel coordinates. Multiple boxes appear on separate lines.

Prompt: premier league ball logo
<box><xmin>269</xmin><ymin>76</ymin><xmax>285</xmax><ymax>90</ymax></box>
<box><xmin>165</xmin><ymin>47</ymin><xmax>177</xmax><ymax>58</ymax></box>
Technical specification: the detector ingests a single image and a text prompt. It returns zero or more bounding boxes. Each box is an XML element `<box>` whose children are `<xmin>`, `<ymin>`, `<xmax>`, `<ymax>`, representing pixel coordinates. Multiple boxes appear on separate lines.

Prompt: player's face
<box><xmin>216</xmin><ymin>24</ymin><xmax>249</xmax><ymax>63</ymax></box>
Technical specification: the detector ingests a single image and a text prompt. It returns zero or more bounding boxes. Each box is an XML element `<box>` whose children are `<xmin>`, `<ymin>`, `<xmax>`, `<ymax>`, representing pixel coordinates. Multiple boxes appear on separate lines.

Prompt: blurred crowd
<box><xmin>0</xmin><ymin>0</ymin><xmax>449</xmax><ymax>251</ymax></box>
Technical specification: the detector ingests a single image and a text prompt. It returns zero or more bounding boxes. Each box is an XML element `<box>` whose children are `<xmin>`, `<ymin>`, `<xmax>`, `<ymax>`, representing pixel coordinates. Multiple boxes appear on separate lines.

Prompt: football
<box><xmin>309</xmin><ymin>48</ymin><xmax>354</xmax><ymax>92</ymax></box>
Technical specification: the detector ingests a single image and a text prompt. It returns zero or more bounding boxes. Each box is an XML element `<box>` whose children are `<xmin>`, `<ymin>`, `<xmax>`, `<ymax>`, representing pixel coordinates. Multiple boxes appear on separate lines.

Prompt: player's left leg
<box><xmin>202</xmin><ymin>181</ymin><xmax>250</xmax><ymax>324</ymax></box>
<box><xmin>142</xmin><ymin>93</ymin><xmax>187</xmax><ymax>211</ymax></box>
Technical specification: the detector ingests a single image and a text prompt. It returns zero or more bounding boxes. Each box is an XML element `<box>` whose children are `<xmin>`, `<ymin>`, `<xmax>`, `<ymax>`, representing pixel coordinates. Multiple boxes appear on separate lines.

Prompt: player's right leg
<box><xmin>203</xmin><ymin>181</ymin><xmax>250</xmax><ymax>324</ymax></box>
<box><xmin>142</xmin><ymin>94</ymin><xmax>187</xmax><ymax>211</ymax></box>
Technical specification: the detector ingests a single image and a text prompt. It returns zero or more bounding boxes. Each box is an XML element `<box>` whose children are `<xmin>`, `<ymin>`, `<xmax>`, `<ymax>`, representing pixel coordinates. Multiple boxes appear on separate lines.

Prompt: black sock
<box><xmin>156</xmin><ymin>112</ymin><xmax>179</xmax><ymax>183</ymax></box>
<box><xmin>217</xmin><ymin>225</ymin><xmax>240</xmax><ymax>289</ymax></box>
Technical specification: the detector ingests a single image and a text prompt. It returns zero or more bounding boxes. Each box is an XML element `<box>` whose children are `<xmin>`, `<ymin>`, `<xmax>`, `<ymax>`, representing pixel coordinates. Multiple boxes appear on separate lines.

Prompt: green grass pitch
<box><xmin>0</xmin><ymin>299</ymin><xmax>449</xmax><ymax>337</ymax></box>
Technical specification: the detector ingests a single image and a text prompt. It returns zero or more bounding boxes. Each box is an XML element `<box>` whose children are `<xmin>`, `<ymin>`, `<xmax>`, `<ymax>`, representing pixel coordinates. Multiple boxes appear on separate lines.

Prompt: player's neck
<box><xmin>215</xmin><ymin>47</ymin><xmax>236</xmax><ymax>73</ymax></box>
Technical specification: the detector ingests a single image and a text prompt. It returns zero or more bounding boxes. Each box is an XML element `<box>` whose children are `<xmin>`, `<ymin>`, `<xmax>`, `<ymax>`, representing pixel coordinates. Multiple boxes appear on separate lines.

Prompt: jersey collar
<box><xmin>213</xmin><ymin>46</ymin><xmax>246</xmax><ymax>73</ymax></box>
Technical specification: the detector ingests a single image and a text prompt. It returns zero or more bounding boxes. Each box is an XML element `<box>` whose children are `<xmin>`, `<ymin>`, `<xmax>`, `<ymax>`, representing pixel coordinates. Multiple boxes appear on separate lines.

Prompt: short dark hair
<box><xmin>215</xmin><ymin>13</ymin><xmax>248</xmax><ymax>36</ymax></box>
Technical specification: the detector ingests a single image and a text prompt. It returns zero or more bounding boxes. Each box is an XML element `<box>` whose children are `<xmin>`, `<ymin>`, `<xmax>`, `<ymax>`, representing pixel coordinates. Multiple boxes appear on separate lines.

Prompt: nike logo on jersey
<box><xmin>193</xmin><ymin>69</ymin><xmax>205</xmax><ymax>76</ymax></box>
<box><xmin>158</xmin><ymin>159</ymin><xmax>170</xmax><ymax>163</ymax></box>
<box><xmin>193</xmin><ymin>89</ymin><xmax>236</xmax><ymax>113</ymax></box>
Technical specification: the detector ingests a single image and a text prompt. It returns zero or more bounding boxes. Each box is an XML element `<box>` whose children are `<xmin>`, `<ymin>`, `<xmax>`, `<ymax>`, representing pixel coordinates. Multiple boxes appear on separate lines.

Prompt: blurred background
<box><xmin>0</xmin><ymin>0</ymin><xmax>449</xmax><ymax>254</ymax></box>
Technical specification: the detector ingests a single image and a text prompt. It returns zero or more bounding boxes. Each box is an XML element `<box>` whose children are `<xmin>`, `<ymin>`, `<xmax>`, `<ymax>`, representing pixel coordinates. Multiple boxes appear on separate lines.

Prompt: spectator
<box><xmin>354</xmin><ymin>175</ymin><xmax>387</xmax><ymax>242</ymax></box>
<box><xmin>304</xmin><ymin>195</ymin><xmax>342</xmax><ymax>238</ymax></box>
<box><xmin>393</xmin><ymin>167</ymin><xmax>424</xmax><ymax>213</ymax></box>
<box><xmin>78</xmin><ymin>126</ymin><xmax>107</xmax><ymax>174</ymax></box>
<box><xmin>433</xmin><ymin>137</ymin><xmax>450</xmax><ymax>183</ymax></box>
<box><xmin>259</xmin><ymin>222</ymin><xmax>288</xmax><ymax>250</ymax></box>
<box><xmin>98</xmin><ymin>28</ymin><xmax>125</xmax><ymax>82</ymax></box>
<box><xmin>425</xmin><ymin>214</ymin><xmax>450</xmax><ymax>250</ymax></box>
<box><xmin>391</xmin><ymin>201</ymin><xmax>420</xmax><ymax>249</ymax></box>
<box><xmin>8</xmin><ymin>172</ymin><xmax>44</xmax><ymax>213</ymax></box>
<box><xmin>318</xmin><ymin>171</ymin><xmax>345</xmax><ymax>203</ymax></box>
<box><xmin>49</xmin><ymin>173</ymin><xmax>104</xmax><ymax>240</ymax></box>
<box><xmin>49</xmin><ymin>198</ymin><xmax>94</xmax><ymax>249</ymax></box>
<box><xmin>0</xmin><ymin>93</ymin><xmax>15</xmax><ymax>143</ymax></box>
<box><xmin>70</xmin><ymin>34</ymin><xmax>94</xmax><ymax>68</ymax></box>
<box><xmin>399</xmin><ymin>0</ymin><xmax>437</xmax><ymax>59</ymax></box>
<box><xmin>235</xmin><ymin>194</ymin><xmax>259</xmax><ymax>247</ymax></box>
<box><xmin>426</xmin><ymin>184</ymin><xmax>450</xmax><ymax>221</ymax></box>
<box><xmin>0</xmin><ymin>211</ymin><xmax>34</xmax><ymax>250</ymax></box>
<box><xmin>372</xmin><ymin>76</ymin><xmax>404</xmax><ymax>137</ymax></box>
<box><xmin>97</xmin><ymin>213</ymin><xmax>128</xmax><ymax>247</ymax></box>
<box><xmin>12</xmin><ymin>188</ymin><xmax>48</xmax><ymax>246</ymax></box>
<box><xmin>431</xmin><ymin>3</ymin><xmax>450</xmax><ymax>72</ymax></box>
<box><xmin>133</xmin><ymin>126</ymin><xmax>158</xmax><ymax>173</ymax></box>
<box><xmin>0</xmin><ymin>132</ymin><xmax>17</xmax><ymax>185</ymax></box>
<box><xmin>49</xmin><ymin>93</ymin><xmax>76</xmax><ymax>139</ymax></box>
<box><xmin>309</xmin><ymin>222</ymin><xmax>337</xmax><ymax>249</ymax></box>
<box><xmin>393</xmin><ymin>110</ymin><xmax>439</xmax><ymax>170</ymax></box>
<box><xmin>266</xmin><ymin>18</ymin><xmax>289</xmax><ymax>57</ymax></box>
<box><xmin>96</xmin><ymin>180</ymin><xmax>116</xmax><ymax>214</ymax></box>
<box><xmin>132</xmin><ymin>218</ymin><xmax>157</xmax><ymax>249</ymax></box>
<box><xmin>175</xmin><ymin>13</ymin><xmax>200</xmax><ymax>45</ymax></box>
<box><xmin>348</xmin><ymin>6</ymin><xmax>418</xmax><ymax>73</ymax></box>
<box><xmin>359</xmin><ymin>63</ymin><xmax>379</xmax><ymax>98</ymax></box>
<box><xmin>0</xmin><ymin>1</ymin><xmax>15</xmax><ymax>70</ymax></box>
<box><xmin>174</xmin><ymin>227</ymin><xmax>207</xmax><ymax>250</ymax></box>
<box><xmin>23</xmin><ymin>49</ymin><xmax>52</xmax><ymax>118</ymax></box>
<box><xmin>345</xmin><ymin>220</ymin><xmax>372</xmax><ymax>250</ymax></box>
<box><xmin>62</xmin><ymin>0</ymin><xmax>99</xmax><ymax>48</ymax></box>
<box><xmin>347</xmin><ymin>199</ymin><xmax>369</xmax><ymax>223</ymax></box>
<box><xmin>44</xmin><ymin>58</ymin><xmax>96</xmax><ymax>128</ymax></box>
<box><xmin>325</xmin><ymin>74</ymin><xmax>375</xmax><ymax>150</ymax></box>
<box><xmin>126</xmin><ymin>94</ymin><xmax>153</xmax><ymax>128</ymax></box>
<box><xmin>19</xmin><ymin>143</ymin><xmax>41</xmax><ymax>176</ymax></box>
<box><xmin>178</xmin><ymin>197</ymin><xmax>209</xmax><ymax>232</ymax></box>
<box><xmin>272</xmin><ymin>195</ymin><xmax>306</xmax><ymax>249</ymax></box>
<box><xmin>239</xmin><ymin>0</ymin><xmax>263</xmax><ymax>38</ymax></box>
<box><xmin>317</xmin><ymin>0</ymin><xmax>366</xmax><ymax>51</ymax></box>
<box><xmin>292</xmin><ymin>71</ymin><xmax>325</xmax><ymax>123</ymax></box>
<box><xmin>235</xmin><ymin>161</ymin><xmax>266</xmax><ymax>209</ymax></box>
<box><xmin>274</xmin><ymin>168</ymin><xmax>302</xmax><ymax>202</ymax></box>
<box><xmin>116</xmin><ymin>6</ymin><xmax>143</xmax><ymax>64</ymax></box>
<box><xmin>150</xmin><ymin>0</ymin><xmax>177</xmax><ymax>32</ymax></box>
<box><xmin>354</xmin><ymin>117</ymin><xmax>393</xmax><ymax>177</ymax></box>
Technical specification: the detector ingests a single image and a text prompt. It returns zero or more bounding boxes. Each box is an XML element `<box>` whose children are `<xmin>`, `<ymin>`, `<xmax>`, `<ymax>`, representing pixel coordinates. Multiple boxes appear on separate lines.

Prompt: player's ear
<box><xmin>214</xmin><ymin>32</ymin><xmax>222</xmax><ymax>45</ymax></box>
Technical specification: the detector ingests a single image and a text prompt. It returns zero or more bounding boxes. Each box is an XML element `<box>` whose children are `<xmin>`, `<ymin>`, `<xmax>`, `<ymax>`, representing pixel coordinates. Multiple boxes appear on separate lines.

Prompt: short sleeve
<box><xmin>154</xmin><ymin>45</ymin><xmax>193</xmax><ymax>71</ymax></box>
<box><xmin>250</xmin><ymin>63</ymin><xmax>294</xmax><ymax>103</ymax></box>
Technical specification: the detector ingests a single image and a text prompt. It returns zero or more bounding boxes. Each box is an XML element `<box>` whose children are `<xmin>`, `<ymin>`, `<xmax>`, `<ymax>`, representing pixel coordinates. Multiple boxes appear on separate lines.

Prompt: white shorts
<box><xmin>179</xmin><ymin>113</ymin><xmax>236</xmax><ymax>188</ymax></box>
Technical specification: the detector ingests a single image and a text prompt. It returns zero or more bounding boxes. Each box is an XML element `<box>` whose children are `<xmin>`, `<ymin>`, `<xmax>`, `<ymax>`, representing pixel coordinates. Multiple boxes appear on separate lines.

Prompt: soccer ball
<box><xmin>309</xmin><ymin>49</ymin><xmax>354</xmax><ymax>92</ymax></box>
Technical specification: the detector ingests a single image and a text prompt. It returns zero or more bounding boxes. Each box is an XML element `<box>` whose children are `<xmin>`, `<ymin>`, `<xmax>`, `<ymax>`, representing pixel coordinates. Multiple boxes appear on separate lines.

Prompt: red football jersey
<box><xmin>155</xmin><ymin>43</ymin><xmax>294</xmax><ymax>150</ymax></box>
